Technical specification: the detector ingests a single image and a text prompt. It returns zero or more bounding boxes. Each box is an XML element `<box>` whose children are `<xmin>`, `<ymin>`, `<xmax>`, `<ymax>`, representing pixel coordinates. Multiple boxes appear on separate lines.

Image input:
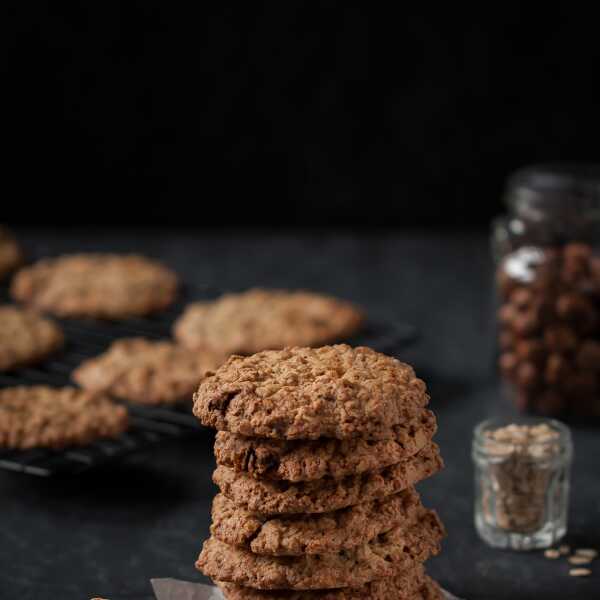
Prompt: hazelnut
<box><xmin>510</xmin><ymin>287</ymin><xmax>534</xmax><ymax>310</ymax></box>
<box><xmin>545</xmin><ymin>354</ymin><xmax>573</xmax><ymax>385</ymax></box>
<box><xmin>499</xmin><ymin>353</ymin><xmax>518</xmax><ymax>378</ymax></box>
<box><xmin>496</xmin><ymin>268</ymin><xmax>517</xmax><ymax>300</ymax></box>
<box><xmin>576</xmin><ymin>340</ymin><xmax>600</xmax><ymax>371</ymax></box>
<box><xmin>544</xmin><ymin>325</ymin><xmax>578</xmax><ymax>353</ymax></box>
<box><xmin>512</xmin><ymin>309</ymin><xmax>541</xmax><ymax>336</ymax></box>
<box><xmin>499</xmin><ymin>329</ymin><xmax>515</xmax><ymax>351</ymax></box>
<box><xmin>589</xmin><ymin>257</ymin><xmax>600</xmax><ymax>285</ymax></box>
<box><xmin>515</xmin><ymin>361</ymin><xmax>540</xmax><ymax>389</ymax></box>
<box><xmin>498</xmin><ymin>304</ymin><xmax>517</xmax><ymax>326</ymax></box>
<box><xmin>515</xmin><ymin>339</ymin><xmax>546</xmax><ymax>364</ymax></box>
<box><xmin>562</xmin><ymin>262</ymin><xmax>589</xmax><ymax>286</ymax></box>
<box><xmin>563</xmin><ymin>243</ymin><xmax>593</xmax><ymax>263</ymax></box>
<box><xmin>556</xmin><ymin>292</ymin><xmax>593</xmax><ymax>318</ymax></box>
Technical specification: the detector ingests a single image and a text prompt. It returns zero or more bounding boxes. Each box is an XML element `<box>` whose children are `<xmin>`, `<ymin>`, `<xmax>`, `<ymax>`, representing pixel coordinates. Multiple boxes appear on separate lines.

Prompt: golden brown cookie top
<box><xmin>0</xmin><ymin>226</ymin><xmax>23</xmax><ymax>281</ymax></box>
<box><xmin>173</xmin><ymin>288</ymin><xmax>364</xmax><ymax>355</ymax></box>
<box><xmin>194</xmin><ymin>345</ymin><xmax>429</xmax><ymax>440</ymax></box>
<box><xmin>11</xmin><ymin>253</ymin><xmax>178</xmax><ymax>319</ymax></box>
<box><xmin>0</xmin><ymin>305</ymin><xmax>64</xmax><ymax>371</ymax></box>
<box><xmin>73</xmin><ymin>337</ymin><xmax>225</xmax><ymax>405</ymax></box>
<box><xmin>0</xmin><ymin>386</ymin><xmax>128</xmax><ymax>449</ymax></box>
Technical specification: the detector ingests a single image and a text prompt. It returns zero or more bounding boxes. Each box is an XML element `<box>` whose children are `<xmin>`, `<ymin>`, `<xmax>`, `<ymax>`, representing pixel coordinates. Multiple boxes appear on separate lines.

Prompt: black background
<box><xmin>5</xmin><ymin>3</ymin><xmax>600</xmax><ymax>226</ymax></box>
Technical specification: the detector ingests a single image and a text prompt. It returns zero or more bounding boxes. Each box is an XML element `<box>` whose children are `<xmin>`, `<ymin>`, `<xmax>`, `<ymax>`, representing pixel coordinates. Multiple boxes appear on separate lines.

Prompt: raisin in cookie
<box><xmin>0</xmin><ymin>386</ymin><xmax>128</xmax><ymax>449</ymax></box>
<box><xmin>0</xmin><ymin>306</ymin><xmax>64</xmax><ymax>371</ymax></box>
<box><xmin>197</xmin><ymin>508</ymin><xmax>444</xmax><ymax>590</ymax></box>
<box><xmin>73</xmin><ymin>338</ymin><xmax>224</xmax><ymax>405</ymax></box>
<box><xmin>214</xmin><ymin>409</ymin><xmax>436</xmax><ymax>481</ymax></box>
<box><xmin>211</xmin><ymin>488</ymin><xmax>423</xmax><ymax>556</ymax></box>
<box><xmin>0</xmin><ymin>226</ymin><xmax>23</xmax><ymax>281</ymax></box>
<box><xmin>213</xmin><ymin>443</ymin><xmax>442</xmax><ymax>515</ymax></box>
<box><xmin>11</xmin><ymin>253</ymin><xmax>178</xmax><ymax>319</ymax></box>
<box><xmin>194</xmin><ymin>345</ymin><xmax>429</xmax><ymax>441</ymax></box>
<box><xmin>174</xmin><ymin>289</ymin><xmax>364</xmax><ymax>355</ymax></box>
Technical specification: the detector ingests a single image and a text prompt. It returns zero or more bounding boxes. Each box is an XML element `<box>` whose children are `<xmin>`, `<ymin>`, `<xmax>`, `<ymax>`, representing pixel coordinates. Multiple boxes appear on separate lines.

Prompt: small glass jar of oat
<box><xmin>472</xmin><ymin>417</ymin><xmax>573</xmax><ymax>550</ymax></box>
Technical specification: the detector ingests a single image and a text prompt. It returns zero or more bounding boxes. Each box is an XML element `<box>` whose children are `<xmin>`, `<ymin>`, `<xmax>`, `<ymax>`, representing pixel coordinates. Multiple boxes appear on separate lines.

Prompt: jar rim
<box><xmin>507</xmin><ymin>163</ymin><xmax>600</xmax><ymax>199</ymax></box>
<box><xmin>473</xmin><ymin>416</ymin><xmax>572</xmax><ymax>455</ymax></box>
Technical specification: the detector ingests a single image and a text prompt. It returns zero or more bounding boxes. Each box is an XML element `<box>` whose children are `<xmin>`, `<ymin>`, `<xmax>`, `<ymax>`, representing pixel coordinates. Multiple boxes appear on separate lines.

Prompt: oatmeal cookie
<box><xmin>214</xmin><ymin>409</ymin><xmax>436</xmax><ymax>481</ymax></box>
<box><xmin>197</xmin><ymin>508</ymin><xmax>444</xmax><ymax>590</ymax></box>
<box><xmin>0</xmin><ymin>226</ymin><xmax>23</xmax><ymax>281</ymax></box>
<box><xmin>0</xmin><ymin>306</ymin><xmax>64</xmax><ymax>371</ymax></box>
<box><xmin>194</xmin><ymin>345</ymin><xmax>429</xmax><ymax>441</ymax></box>
<box><xmin>173</xmin><ymin>289</ymin><xmax>364</xmax><ymax>355</ymax></box>
<box><xmin>217</xmin><ymin>570</ymin><xmax>441</xmax><ymax>600</ymax></box>
<box><xmin>0</xmin><ymin>386</ymin><xmax>128</xmax><ymax>449</ymax></box>
<box><xmin>211</xmin><ymin>488</ymin><xmax>422</xmax><ymax>556</ymax></box>
<box><xmin>11</xmin><ymin>253</ymin><xmax>178</xmax><ymax>319</ymax></box>
<box><xmin>213</xmin><ymin>443</ymin><xmax>442</xmax><ymax>515</ymax></box>
<box><xmin>73</xmin><ymin>338</ymin><xmax>224</xmax><ymax>405</ymax></box>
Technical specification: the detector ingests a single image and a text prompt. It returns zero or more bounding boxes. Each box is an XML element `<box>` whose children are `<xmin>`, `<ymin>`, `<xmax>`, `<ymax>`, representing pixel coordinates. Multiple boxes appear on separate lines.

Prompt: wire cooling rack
<box><xmin>0</xmin><ymin>284</ymin><xmax>214</xmax><ymax>476</ymax></box>
<box><xmin>0</xmin><ymin>282</ymin><xmax>417</xmax><ymax>476</ymax></box>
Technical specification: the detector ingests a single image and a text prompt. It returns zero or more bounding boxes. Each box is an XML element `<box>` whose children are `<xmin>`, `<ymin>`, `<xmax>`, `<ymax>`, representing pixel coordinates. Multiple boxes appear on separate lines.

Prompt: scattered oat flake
<box><xmin>559</xmin><ymin>544</ymin><xmax>571</xmax><ymax>555</ymax></box>
<box><xmin>569</xmin><ymin>568</ymin><xmax>592</xmax><ymax>577</ymax></box>
<box><xmin>544</xmin><ymin>549</ymin><xmax>560</xmax><ymax>559</ymax></box>
<box><xmin>569</xmin><ymin>556</ymin><xmax>593</xmax><ymax>565</ymax></box>
<box><xmin>575</xmin><ymin>548</ymin><xmax>598</xmax><ymax>559</ymax></box>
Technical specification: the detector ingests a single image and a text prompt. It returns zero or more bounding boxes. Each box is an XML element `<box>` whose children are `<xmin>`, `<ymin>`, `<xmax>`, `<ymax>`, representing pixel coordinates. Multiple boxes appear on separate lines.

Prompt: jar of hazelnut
<box><xmin>492</xmin><ymin>164</ymin><xmax>600</xmax><ymax>417</ymax></box>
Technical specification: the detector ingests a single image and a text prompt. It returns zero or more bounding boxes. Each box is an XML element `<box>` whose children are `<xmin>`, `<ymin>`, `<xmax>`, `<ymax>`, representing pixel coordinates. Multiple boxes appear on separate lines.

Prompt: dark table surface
<box><xmin>1</xmin><ymin>228</ymin><xmax>599</xmax><ymax>600</ymax></box>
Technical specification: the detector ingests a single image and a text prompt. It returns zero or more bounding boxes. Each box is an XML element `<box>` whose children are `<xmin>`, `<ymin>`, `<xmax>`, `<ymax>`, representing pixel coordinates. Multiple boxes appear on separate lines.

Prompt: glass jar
<box><xmin>492</xmin><ymin>164</ymin><xmax>600</xmax><ymax>417</ymax></box>
<box><xmin>472</xmin><ymin>417</ymin><xmax>572</xmax><ymax>551</ymax></box>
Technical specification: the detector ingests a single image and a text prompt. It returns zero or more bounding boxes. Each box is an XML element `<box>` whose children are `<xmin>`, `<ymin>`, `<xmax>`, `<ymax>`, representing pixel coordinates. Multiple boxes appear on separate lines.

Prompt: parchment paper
<box><xmin>151</xmin><ymin>579</ymin><xmax>463</xmax><ymax>600</ymax></box>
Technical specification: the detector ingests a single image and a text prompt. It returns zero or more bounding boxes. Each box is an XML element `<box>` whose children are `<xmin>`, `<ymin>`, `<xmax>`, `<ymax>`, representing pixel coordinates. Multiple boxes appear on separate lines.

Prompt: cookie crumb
<box><xmin>544</xmin><ymin>549</ymin><xmax>560</xmax><ymax>559</ymax></box>
<box><xmin>569</xmin><ymin>568</ymin><xmax>591</xmax><ymax>577</ymax></box>
<box><xmin>569</xmin><ymin>555</ymin><xmax>593</xmax><ymax>565</ymax></box>
<box><xmin>559</xmin><ymin>544</ymin><xmax>571</xmax><ymax>555</ymax></box>
<box><xmin>575</xmin><ymin>548</ymin><xmax>598</xmax><ymax>559</ymax></box>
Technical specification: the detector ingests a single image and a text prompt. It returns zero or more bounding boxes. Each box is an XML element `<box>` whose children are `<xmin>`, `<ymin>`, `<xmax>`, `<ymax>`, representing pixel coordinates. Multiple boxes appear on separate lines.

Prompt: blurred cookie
<box><xmin>197</xmin><ymin>508</ymin><xmax>443</xmax><ymax>589</ymax></box>
<box><xmin>214</xmin><ymin>409</ymin><xmax>436</xmax><ymax>481</ymax></box>
<box><xmin>0</xmin><ymin>226</ymin><xmax>23</xmax><ymax>281</ymax></box>
<box><xmin>212</xmin><ymin>443</ymin><xmax>442</xmax><ymax>515</ymax></box>
<box><xmin>217</xmin><ymin>571</ymin><xmax>441</xmax><ymax>600</ymax></box>
<box><xmin>0</xmin><ymin>305</ymin><xmax>64</xmax><ymax>371</ymax></box>
<box><xmin>11</xmin><ymin>253</ymin><xmax>178</xmax><ymax>319</ymax></box>
<box><xmin>211</xmin><ymin>488</ymin><xmax>422</xmax><ymax>556</ymax></box>
<box><xmin>0</xmin><ymin>386</ymin><xmax>128</xmax><ymax>449</ymax></box>
<box><xmin>73</xmin><ymin>338</ymin><xmax>224</xmax><ymax>405</ymax></box>
<box><xmin>194</xmin><ymin>345</ymin><xmax>429</xmax><ymax>441</ymax></box>
<box><xmin>174</xmin><ymin>288</ymin><xmax>364</xmax><ymax>355</ymax></box>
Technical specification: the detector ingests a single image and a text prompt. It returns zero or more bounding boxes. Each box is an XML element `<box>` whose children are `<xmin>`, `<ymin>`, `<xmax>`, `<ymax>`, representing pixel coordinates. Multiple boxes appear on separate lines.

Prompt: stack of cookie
<box><xmin>193</xmin><ymin>345</ymin><xmax>445</xmax><ymax>599</ymax></box>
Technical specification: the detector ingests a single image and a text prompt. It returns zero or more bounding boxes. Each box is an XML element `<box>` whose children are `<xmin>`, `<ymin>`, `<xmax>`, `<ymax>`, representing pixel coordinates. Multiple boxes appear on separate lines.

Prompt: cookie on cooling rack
<box><xmin>0</xmin><ymin>386</ymin><xmax>128</xmax><ymax>449</ymax></box>
<box><xmin>0</xmin><ymin>226</ymin><xmax>23</xmax><ymax>281</ymax></box>
<box><xmin>73</xmin><ymin>337</ymin><xmax>225</xmax><ymax>405</ymax></box>
<box><xmin>173</xmin><ymin>288</ymin><xmax>364</xmax><ymax>355</ymax></box>
<box><xmin>0</xmin><ymin>305</ymin><xmax>64</xmax><ymax>371</ymax></box>
<box><xmin>11</xmin><ymin>253</ymin><xmax>178</xmax><ymax>319</ymax></box>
